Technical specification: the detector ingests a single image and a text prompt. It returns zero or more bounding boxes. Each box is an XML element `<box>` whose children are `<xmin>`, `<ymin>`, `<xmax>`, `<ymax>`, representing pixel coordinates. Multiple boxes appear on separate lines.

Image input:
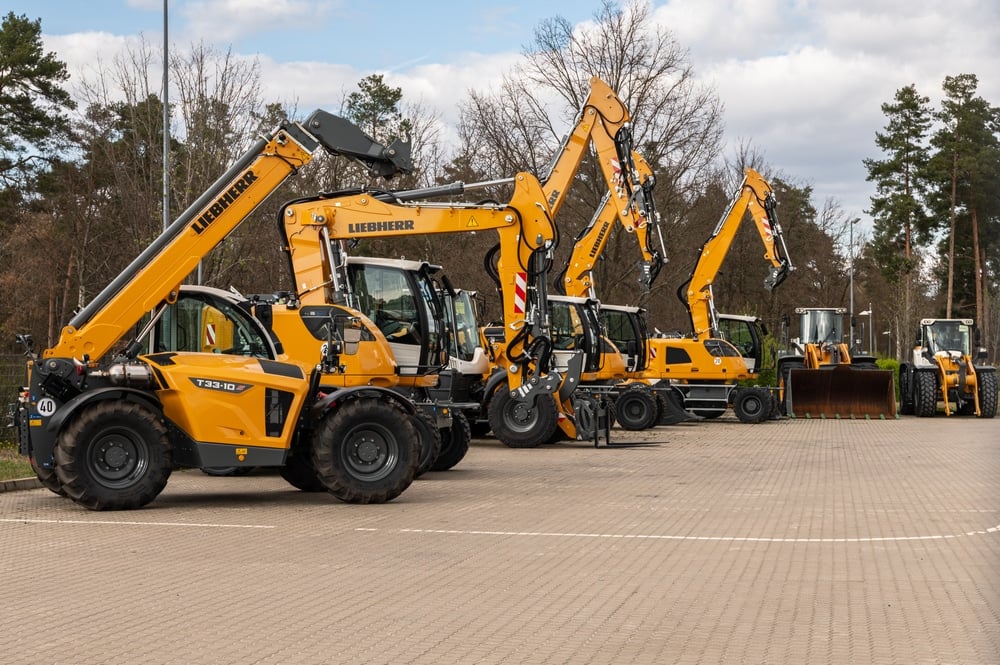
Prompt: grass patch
<box><xmin>0</xmin><ymin>443</ymin><xmax>33</xmax><ymax>481</ymax></box>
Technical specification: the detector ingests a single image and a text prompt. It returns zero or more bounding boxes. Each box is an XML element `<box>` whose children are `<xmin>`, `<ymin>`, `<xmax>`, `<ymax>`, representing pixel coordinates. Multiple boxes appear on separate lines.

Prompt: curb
<box><xmin>0</xmin><ymin>477</ymin><xmax>43</xmax><ymax>493</ymax></box>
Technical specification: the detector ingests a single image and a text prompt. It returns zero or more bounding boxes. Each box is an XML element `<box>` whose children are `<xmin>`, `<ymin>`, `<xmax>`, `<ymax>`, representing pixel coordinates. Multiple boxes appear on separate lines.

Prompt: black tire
<box><xmin>279</xmin><ymin>443</ymin><xmax>327</xmax><ymax>492</ymax></box>
<box><xmin>978</xmin><ymin>369</ymin><xmax>997</xmax><ymax>418</ymax></box>
<box><xmin>488</xmin><ymin>387</ymin><xmax>559</xmax><ymax>448</ymax></box>
<box><xmin>657</xmin><ymin>389</ymin><xmax>690</xmax><ymax>425</ymax></box>
<box><xmin>733</xmin><ymin>386</ymin><xmax>771</xmax><ymax>424</ymax></box>
<box><xmin>614</xmin><ymin>384</ymin><xmax>659</xmax><ymax>431</ymax></box>
<box><xmin>913</xmin><ymin>370</ymin><xmax>938</xmax><ymax>417</ymax></box>
<box><xmin>31</xmin><ymin>457</ymin><xmax>67</xmax><ymax>497</ymax></box>
<box><xmin>311</xmin><ymin>397</ymin><xmax>419</xmax><ymax>504</ymax></box>
<box><xmin>432</xmin><ymin>410</ymin><xmax>472</xmax><ymax>471</ymax></box>
<box><xmin>898</xmin><ymin>364</ymin><xmax>914</xmax><ymax>415</ymax></box>
<box><xmin>54</xmin><ymin>400</ymin><xmax>172</xmax><ymax>511</ymax></box>
<box><xmin>413</xmin><ymin>408</ymin><xmax>443</xmax><ymax>478</ymax></box>
<box><xmin>572</xmin><ymin>394</ymin><xmax>600</xmax><ymax>440</ymax></box>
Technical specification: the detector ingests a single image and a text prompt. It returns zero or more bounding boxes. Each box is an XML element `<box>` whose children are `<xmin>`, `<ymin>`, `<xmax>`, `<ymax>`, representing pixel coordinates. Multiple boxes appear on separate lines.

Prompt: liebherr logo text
<box><xmin>588</xmin><ymin>222</ymin><xmax>612</xmax><ymax>257</ymax></box>
<box><xmin>348</xmin><ymin>220</ymin><xmax>416</xmax><ymax>233</ymax></box>
<box><xmin>190</xmin><ymin>170</ymin><xmax>259</xmax><ymax>234</ymax></box>
<box><xmin>190</xmin><ymin>377</ymin><xmax>252</xmax><ymax>394</ymax></box>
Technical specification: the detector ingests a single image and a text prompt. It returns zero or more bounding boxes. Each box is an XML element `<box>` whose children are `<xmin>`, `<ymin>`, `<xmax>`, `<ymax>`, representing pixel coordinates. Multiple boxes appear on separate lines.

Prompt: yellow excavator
<box><xmin>10</xmin><ymin>110</ymin><xmax>428</xmax><ymax>510</ymax></box>
<box><xmin>558</xmin><ymin>167</ymin><xmax>793</xmax><ymax>424</ymax></box>
<box><xmin>271</xmin><ymin>76</ymin><xmax>646</xmax><ymax>446</ymax></box>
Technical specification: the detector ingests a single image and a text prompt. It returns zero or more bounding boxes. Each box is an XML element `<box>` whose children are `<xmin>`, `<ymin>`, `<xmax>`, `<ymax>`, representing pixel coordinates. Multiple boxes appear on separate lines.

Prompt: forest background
<box><xmin>1</xmin><ymin>2</ymin><xmax>998</xmax><ymax>417</ymax></box>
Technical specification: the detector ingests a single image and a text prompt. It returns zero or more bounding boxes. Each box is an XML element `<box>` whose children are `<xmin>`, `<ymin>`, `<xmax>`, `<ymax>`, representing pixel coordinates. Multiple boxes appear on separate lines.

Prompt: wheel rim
<box><xmin>503</xmin><ymin>399</ymin><xmax>541</xmax><ymax>434</ymax></box>
<box><xmin>619</xmin><ymin>396</ymin><xmax>647</xmax><ymax>422</ymax></box>
<box><xmin>87</xmin><ymin>427</ymin><xmax>150</xmax><ymax>489</ymax></box>
<box><xmin>341</xmin><ymin>422</ymin><xmax>400</xmax><ymax>482</ymax></box>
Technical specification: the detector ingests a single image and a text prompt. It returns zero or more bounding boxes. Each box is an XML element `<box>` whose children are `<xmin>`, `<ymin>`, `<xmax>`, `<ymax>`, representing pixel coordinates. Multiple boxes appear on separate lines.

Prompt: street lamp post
<box><xmin>848</xmin><ymin>218</ymin><xmax>859</xmax><ymax>350</ymax></box>
<box><xmin>882</xmin><ymin>330</ymin><xmax>891</xmax><ymax>357</ymax></box>
<box><xmin>859</xmin><ymin>305</ymin><xmax>873</xmax><ymax>355</ymax></box>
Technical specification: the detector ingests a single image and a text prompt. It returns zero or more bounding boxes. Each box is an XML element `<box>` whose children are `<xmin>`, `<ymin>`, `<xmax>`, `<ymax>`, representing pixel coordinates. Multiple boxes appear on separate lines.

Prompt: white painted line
<box><xmin>1</xmin><ymin>518</ymin><xmax>274</xmax><ymax>529</ymax></box>
<box><xmin>350</xmin><ymin>525</ymin><xmax>1000</xmax><ymax>544</ymax></box>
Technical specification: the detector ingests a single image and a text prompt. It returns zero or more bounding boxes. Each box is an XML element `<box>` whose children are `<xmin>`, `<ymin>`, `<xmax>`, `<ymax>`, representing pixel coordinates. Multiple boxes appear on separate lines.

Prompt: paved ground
<box><xmin>1</xmin><ymin>415</ymin><xmax>998</xmax><ymax>664</ymax></box>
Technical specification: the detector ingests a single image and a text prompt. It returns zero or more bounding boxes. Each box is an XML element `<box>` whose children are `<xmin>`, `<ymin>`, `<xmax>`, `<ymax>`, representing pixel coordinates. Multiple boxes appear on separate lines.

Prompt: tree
<box><xmin>0</xmin><ymin>12</ymin><xmax>75</xmax><ymax>189</ymax></box>
<box><xmin>926</xmin><ymin>74</ymin><xmax>1000</xmax><ymax>330</ymax></box>
<box><xmin>863</xmin><ymin>84</ymin><xmax>933</xmax><ymax>348</ymax></box>
<box><xmin>451</xmin><ymin>0</ymin><xmax>724</xmax><ymax>319</ymax></box>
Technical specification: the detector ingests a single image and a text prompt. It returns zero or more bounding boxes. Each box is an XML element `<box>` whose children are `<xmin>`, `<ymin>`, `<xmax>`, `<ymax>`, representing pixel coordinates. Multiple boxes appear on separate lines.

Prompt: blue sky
<box><xmin>6</xmin><ymin>0</ymin><xmax>1000</xmax><ymax>237</ymax></box>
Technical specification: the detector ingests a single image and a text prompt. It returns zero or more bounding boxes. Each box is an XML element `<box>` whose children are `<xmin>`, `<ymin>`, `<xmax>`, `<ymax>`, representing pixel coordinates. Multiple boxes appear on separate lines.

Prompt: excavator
<box><xmin>269</xmin><ymin>169</ymin><xmax>577</xmax><ymax>449</ymax></box>
<box><xmin>777</xmin><ymin>307</ymin><xmax>897</xmax><ymax>418</ymax></box>
<box><xmin>898</xmin><ymin>317</ymin><xmax>997</xmax><ymax>417</ymax></box>
<box><xmin>557</xmin><ymin>167</ymin><xmax>793</xmax><ymax>424</ymax></box>
<box><xmin>272</xmin><ymin>76</ymin><xmax>646</xmax><ymax>447</ymax></box>
<box><xmin>10</xmin><ymin>110</ymin><xmax>428</xmax><ymax>510</ymax></box>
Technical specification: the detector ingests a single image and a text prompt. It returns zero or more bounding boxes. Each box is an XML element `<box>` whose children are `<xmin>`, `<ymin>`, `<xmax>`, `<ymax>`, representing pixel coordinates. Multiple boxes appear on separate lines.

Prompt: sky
<box><xmin>6</xmin><ymin>0</ymin><xmax>1000</xmax><ymax>238</ymax></box>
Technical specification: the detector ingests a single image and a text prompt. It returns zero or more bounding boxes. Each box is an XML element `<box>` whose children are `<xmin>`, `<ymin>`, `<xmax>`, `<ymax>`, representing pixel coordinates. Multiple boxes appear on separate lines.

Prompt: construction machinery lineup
<box><xmin>8</xmin><ymin>79</ymin><xmax>997</xmax><ymax>511</ymax></box>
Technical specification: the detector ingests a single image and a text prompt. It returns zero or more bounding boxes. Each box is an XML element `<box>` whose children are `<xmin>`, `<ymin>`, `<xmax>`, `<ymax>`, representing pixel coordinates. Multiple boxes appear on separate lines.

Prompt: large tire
<box><xmin>733</xmin><ymin>386</ymin><xmax>771</xmax><ymax>424</ymax></box>
<box><xmin>614</xmin><ymin>384</ymin><xmax>659</xmax><ymax>431</ymax></box>
<box><xmin>978</xmin><ymin>369</ymin><xmax>997</xmax><ymax>418</ymax></box>
<box><xmin>432</xmin><ymin>410</ymin><xmax>472</xmax><ymax>471</ymax></box>
<box><xmin>488</xmin><ymin>387</ymin><xmax>559</xmax><ymax>448</ymax></box>
<box><xmin>279</xmin><ymin>442</ymin><xmax>327</xmax><ymax>492</ymax></box>
<box><xmin>54</xmin><ymin>400</ymin><xmax>172</xmax><ymax>511</ymax></box>
<box><xmin>913</xmin><ymin>370</ymin><xmax>938</xmax><ymax>417</ymax></box>
<box><xmin>898</xmin><ymin>364</ymin><xmax>914</xmax><ymax>415</ymax></box>
<box><xmin>413</xmin><ymin>408</ymin><xmax>443</xmax><ymax>478</ymax></box>
<box><xmin>311</xmin><ymin>397</ymin><xmax>419</xmax><ymax>504</ymax></box>
<box><xmin>31</xmin><ymin>457</ymin><xmax>67</xmax><ymax>497</ymax></box>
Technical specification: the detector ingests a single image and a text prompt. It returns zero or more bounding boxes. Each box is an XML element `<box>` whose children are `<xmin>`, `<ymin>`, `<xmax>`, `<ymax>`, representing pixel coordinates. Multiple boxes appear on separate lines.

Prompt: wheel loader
<box><xmin>777</xmin><ymin>307</ymin><xmax>897</xmax><ymax>418</ymax></box>
<box><xmin>898</xmin><ymin>318</ymin><xmax>997</xmax><ymax>417</ymax></box>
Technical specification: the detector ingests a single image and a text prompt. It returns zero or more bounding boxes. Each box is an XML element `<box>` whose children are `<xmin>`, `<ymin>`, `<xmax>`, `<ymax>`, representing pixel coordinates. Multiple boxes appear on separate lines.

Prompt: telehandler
<box><xmin>11</xmin><ymin>111</ymin><xmax>428</xmax><ymax>510</ymax></box>
<box><xmin>898</xmin><ymin>318</ymin><xmax>997</xmax><ymax>417</ymax></box>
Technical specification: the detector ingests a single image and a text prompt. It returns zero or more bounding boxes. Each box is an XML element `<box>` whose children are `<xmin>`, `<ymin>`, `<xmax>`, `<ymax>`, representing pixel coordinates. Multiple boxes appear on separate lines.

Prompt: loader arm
<box><xmin>679</xmin><ymin>168</ymin><xmax>792</xmax><ymax>340</ymax></box>
<box><xmin>49</xmin><ymin>111</ymin><xmax>412</xmax><ymax>362</ymax></box>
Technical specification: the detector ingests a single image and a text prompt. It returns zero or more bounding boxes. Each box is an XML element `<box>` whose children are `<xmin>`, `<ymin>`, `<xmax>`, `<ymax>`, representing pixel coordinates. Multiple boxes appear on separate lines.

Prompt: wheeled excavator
<box><xmin>273</xmin><ymin>76</ymin><xmax>646</xmax><ymax>447</ymax></box>
<box><xmin>557</xmin><ymin>167</ymin><xmax>793</xmax><ymax>424</ymax></box>
<box><xmin>898</xmin><ymin>318</ymin><xmax>997</xmax><ymax>417</ymax></box>
<box><xmin>10</xmin><ymin>111</ymin><xmax>427</xmax><ymax>510</ymax></box>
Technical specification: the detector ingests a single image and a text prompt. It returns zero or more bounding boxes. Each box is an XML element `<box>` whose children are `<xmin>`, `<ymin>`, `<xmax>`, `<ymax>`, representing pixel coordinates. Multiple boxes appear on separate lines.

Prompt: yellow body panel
<box><xmin>148</xmin><ymin>353</ymin><xmax>309</xmax><ymax>449</ymax></box>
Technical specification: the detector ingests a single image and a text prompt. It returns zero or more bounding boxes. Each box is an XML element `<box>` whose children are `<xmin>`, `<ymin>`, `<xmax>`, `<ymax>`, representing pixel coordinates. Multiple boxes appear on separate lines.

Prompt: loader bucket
<box><xmin>787</xmin><ymin>365</ymin><xmax>897</xmax><ymax>419</ymax></box>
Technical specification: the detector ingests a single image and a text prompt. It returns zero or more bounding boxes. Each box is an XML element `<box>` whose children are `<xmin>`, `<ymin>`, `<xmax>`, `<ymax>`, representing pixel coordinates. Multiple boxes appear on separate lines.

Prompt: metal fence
<box><xmin>1</xmin><ymin>354</ymin><xmax>26</xmax><ymax>445</ymax></box>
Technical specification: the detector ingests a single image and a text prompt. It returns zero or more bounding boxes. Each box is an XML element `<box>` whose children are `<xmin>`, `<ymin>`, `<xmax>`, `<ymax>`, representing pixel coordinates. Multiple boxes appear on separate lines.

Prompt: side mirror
<box><xmin>342</xmin><ymin>324</ymin><xmax>361</xmax><ymax>356</ymax></box>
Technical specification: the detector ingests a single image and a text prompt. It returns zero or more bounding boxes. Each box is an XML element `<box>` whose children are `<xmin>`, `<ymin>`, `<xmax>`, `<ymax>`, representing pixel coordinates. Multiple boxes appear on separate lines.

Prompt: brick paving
<box><xmin>1</xmin><ymin>415</ymin><xmax>998</xmax><ymax>664</ymax></box>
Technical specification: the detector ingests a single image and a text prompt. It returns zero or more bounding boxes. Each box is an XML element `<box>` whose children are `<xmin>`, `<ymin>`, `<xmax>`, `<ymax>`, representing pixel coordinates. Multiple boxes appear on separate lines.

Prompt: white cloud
<box><xmin>180</xmin><ymin>0</ymin><xmax>340</xmax><ymax>43</ymax></box>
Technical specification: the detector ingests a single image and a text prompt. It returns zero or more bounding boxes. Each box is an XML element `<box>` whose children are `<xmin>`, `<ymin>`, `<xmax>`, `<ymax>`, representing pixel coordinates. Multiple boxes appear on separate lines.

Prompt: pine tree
<box><xmin>863</xmin><ymin>84</ymin><xmax>932</xmax><ymax>345</ymax></box>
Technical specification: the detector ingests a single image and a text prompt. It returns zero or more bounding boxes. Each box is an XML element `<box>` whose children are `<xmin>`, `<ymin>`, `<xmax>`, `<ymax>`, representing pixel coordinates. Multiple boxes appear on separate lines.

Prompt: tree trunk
<box><xmin>946</xmin><ymin>153</ymin><xmax>957</xmax><ymax>318</ymax></box>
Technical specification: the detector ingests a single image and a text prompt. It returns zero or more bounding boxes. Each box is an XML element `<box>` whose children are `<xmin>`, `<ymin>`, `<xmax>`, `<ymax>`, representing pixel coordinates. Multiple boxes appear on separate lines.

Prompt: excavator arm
<box><xmin>679</xmin><ymin>167</ymin><xmax>792</xmax><ymax>340</ymax></box>
<box><xmin>279</xmin><ymin>173</ymin><xmax>560</xmax><ymax>396</ymax></box>
<box><xmin>556</xmin><ymin>150</ymin><xmax>667</xmax><ymax>298</ymax></box>
<box><xmin>49</xmin><ymin>111</ymin><xmax>412</xmax><ymax>362</ymax></box>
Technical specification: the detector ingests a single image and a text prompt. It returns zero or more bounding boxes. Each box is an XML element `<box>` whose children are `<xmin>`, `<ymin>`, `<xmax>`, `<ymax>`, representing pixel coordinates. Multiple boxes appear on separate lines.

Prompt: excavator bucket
<box><xmin>787</xmin><ymin>365</ymin><xmax>897</xmax><ymax>419</ymax></box>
